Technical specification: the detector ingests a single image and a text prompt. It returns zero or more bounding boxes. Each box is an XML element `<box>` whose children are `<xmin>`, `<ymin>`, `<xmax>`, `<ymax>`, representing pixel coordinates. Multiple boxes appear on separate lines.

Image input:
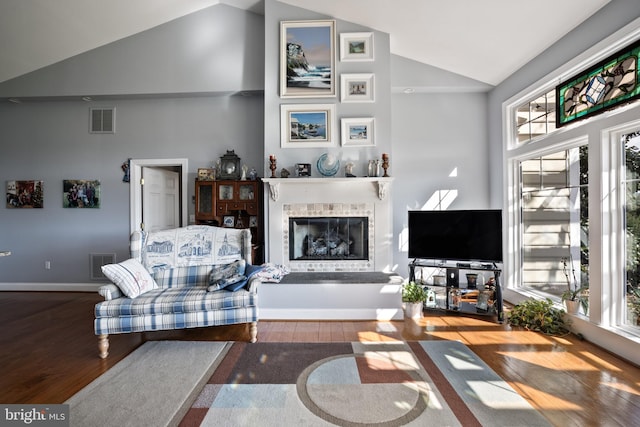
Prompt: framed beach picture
<box><xmin>341</xmin><ymin>73</ymin><xmax>375</xmax><ymax>103</ymax></box>
<box><xmin>341</xmin><ymin>118</ymin><xmax>375</xmax><ymax>147</ymax></box>
<box><xmin>340</xmin><ymin>32</ymin><xmax>374</xmax><ymax>62</ymax></box>
<box><xmin>63</xmin><ymin>179</ymin><xmax>101</xmax><ymax>208</ymax></box>
<box><xmin>281</xmin><ymin>104</ymin><xmax>335</xmax><ymax>148</ymax></box>
<box><xmin>280</xmin><ymin>20</ymin><xmax>336</xmax><ymax>98</ymax></box>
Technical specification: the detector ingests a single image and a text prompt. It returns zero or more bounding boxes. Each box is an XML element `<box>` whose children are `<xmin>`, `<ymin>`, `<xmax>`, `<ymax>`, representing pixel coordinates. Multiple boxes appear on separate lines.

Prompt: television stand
<box><xmin>409</xmin><ymin>259</ymin><xmax>503</xmax><ymax>322</ymax></box>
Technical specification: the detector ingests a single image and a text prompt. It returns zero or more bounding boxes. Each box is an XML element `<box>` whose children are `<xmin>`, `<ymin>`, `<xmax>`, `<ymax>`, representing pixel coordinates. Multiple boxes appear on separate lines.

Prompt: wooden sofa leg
<box><xmin>98</xmin><ymin>334</ymin><xmax>109</xmax><ymax>359</ymax></box>
<box><xmin>249</xmin><ymin>322</ymin><xmax>257</xmax><ymax>343</ymax></box>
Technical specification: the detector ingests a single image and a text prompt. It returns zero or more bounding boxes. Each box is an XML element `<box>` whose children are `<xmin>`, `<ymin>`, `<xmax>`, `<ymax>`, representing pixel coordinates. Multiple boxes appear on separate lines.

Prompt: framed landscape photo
<box><xmin>280</xmin><ymin>20</ymin><xmax>336</xmax><ymax>98</ymax></box>
<box><xmin>340</xmin><ymin>32</ymin><xmax>374</xmax><ymax>62</ymax></box>
<box><xmin>341</xmin><ymin>73</ymin><xmax>375</xmax><ymax>103</ymax></box>
<box><xmin>341</xmin><ymin>118</ymin><xmax>375</xmax><ymax>147</ymax></box>
<box><xmin>281</xmin><ymin>104</ymin><xmax>335</xmax><ymax>148</ymax></box>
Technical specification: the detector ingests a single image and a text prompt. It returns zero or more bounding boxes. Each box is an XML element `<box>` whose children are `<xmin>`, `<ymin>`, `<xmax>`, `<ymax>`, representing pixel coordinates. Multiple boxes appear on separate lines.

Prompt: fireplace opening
<box><xmin>289</xmin><ymin>217</ymin><xmax>369</xmax><ymax>261</ymax></box>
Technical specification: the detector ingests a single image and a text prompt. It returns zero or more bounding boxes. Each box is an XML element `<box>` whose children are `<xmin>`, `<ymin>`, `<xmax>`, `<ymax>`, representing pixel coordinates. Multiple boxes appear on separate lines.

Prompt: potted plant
<box><xmin>561</xmin><ymin>256</ymin><xmax>588</xmax><ymax>314</ymax></box>
<box><xmin>402</xmin><ymin>281</ymin><xmax>427</xmax><ymax>319</ymax></box>
<box><xmin>508</xmin><ymin>298</ymin><xmax>571</xmax><ymax>335</ymax></box>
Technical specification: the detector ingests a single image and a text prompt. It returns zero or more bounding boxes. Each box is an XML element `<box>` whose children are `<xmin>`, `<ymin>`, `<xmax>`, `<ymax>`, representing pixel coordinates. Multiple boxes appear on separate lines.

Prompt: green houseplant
<box><xmin>402</xmin><ymin>282</ymin><xmax>427</xmax><ymax>319</ymax></box>
<box><xmin>508</xmin><ymin>298</ymin><xmax>571</xmax><ymax>336</ymax></box>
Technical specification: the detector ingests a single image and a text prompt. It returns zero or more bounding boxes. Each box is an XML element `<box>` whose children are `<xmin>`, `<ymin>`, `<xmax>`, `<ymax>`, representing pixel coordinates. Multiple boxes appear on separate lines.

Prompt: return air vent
<box><xmin>90</xmin><ymin>253</ymin><xmax>116</xmax><ymax>280</ymax></box>
<box><xmin>90</xmin><ymin>107</ymin><xmax>115</xmax><ymax>133</ymax></box>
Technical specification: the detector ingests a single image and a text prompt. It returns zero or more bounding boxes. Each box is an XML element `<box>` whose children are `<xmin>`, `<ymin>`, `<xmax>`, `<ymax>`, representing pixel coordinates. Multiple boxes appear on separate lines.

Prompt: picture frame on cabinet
<box><xmin>280</xmin><ymin>20</ymin><xmax>336</xmax><ymax>98</ymax></box>
<box><xmin>340</xmin><ymin>73</ymin><xmax>375</xmax><ymax>103</ymax></box>
<box><xmin>341</xmin><ymin>118</ymin><xmax>375</xmax><ymax>147</ymax></box>
<box><xmin>281</xmin><ymin>104</ymin><xmax>335</xmax><ymax>148</ymax></box>
<box><xmin>340</xmin><ymin>32</ymin><xmax>374</xmax><ymax>62</ymax></box>
<box><xmin>223</xmin><ymin>215</ymin><xmax>235</xmax><ymax>228</ymax></box>
<box><xmin>197</xmin><ymin>168</ymin><xmax>214</xmax><ymax>181</ymax></box>
<box><xmin>249</xmin><ymin>216</ymin><xmax>258</xmax><ymax>227</ymax></box>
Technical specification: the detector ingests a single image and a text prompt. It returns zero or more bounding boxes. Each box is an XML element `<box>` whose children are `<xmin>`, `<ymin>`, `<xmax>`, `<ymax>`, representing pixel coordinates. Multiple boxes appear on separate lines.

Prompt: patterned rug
<box><xmin>181</xmin><ymin>341</ymin><xmax>550</xmax><ymax>426</ymax></box>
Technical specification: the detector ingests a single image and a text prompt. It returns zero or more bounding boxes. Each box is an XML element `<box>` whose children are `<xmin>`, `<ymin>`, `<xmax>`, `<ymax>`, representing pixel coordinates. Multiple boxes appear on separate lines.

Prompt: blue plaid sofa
<box><xmin>94</xmin><ymin>225</ymin><xmax>259</xmax><ymax>358</ymax></box>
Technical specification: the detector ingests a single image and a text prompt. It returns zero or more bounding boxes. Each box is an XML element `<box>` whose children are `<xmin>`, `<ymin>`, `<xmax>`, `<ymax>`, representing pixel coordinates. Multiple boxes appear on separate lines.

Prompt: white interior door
<box><xmin>142</xmin><ymin>166</ymin><xmax>180</xmax><ymax>231</ymax></box>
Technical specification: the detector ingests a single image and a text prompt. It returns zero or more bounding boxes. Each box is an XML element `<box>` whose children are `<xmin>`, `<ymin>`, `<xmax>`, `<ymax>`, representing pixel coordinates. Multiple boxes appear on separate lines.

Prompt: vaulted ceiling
<box><xmin>0</xmin><ymin>0</ymin><xmax>611</xmax><ymax>86</ymax></box>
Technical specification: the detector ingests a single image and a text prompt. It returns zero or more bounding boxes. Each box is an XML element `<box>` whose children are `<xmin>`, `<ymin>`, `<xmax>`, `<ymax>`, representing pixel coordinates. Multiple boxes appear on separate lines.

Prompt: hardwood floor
<box><xmin>1</xmin><ymin>291</ymin><xmax>639</xmax><ymax>426</ymax></box>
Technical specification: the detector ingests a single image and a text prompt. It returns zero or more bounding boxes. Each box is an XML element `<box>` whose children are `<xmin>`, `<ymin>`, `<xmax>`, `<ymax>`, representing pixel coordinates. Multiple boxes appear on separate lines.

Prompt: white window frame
<box><xmin>502</xmin><ymin>18</ymin><xmax>640</xmax><ymax>363</ymax></box>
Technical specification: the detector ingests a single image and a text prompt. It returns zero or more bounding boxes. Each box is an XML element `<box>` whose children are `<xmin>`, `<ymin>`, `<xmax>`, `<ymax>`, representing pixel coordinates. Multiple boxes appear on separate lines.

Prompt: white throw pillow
<box><xmin>101</xmin><ymin>258</ymin><xmax>157</xmax><ymax>298</ymax></box>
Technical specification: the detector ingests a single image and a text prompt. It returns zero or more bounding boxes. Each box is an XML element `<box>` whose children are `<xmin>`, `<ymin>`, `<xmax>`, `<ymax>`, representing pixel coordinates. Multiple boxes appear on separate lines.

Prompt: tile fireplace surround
<box><xmin>260</xmin><ymin>178</ymin><xmax>402</xmax><ymax>320</ymax></box>
<box><xmin>262</xmin><ymin>177</ymin><xmax>394</xmax><ymax>272</ymax></box>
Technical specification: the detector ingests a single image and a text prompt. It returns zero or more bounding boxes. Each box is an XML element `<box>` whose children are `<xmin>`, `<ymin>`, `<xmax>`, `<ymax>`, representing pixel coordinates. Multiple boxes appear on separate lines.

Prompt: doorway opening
<box><xmin>129</xmin><ymin>158</ymin><xmax>189</xmax><ymax>234</ymax></box>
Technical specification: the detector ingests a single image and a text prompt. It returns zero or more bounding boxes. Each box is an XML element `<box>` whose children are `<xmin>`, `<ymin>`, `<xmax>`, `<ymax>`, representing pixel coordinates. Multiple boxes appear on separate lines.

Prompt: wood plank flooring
<box><xmin>0</xmin><ymin>291</ymin><xmax>639</xmax><ymax>426</ymax></box>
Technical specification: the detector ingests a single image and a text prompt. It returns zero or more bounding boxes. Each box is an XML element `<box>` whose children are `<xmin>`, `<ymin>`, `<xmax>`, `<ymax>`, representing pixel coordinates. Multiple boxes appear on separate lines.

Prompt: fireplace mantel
<box><xmin>263</xmin><ymin>177</ymin><xmax>393</xmax><ymax>201</ymax></box>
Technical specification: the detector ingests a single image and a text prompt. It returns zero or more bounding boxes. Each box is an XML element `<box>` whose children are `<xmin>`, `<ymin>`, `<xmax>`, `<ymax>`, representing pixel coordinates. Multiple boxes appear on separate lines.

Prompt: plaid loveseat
<box><xmin>94</xmin><ymin>225</ymin><xmax>259</xmax><ymax>358</ymax></box>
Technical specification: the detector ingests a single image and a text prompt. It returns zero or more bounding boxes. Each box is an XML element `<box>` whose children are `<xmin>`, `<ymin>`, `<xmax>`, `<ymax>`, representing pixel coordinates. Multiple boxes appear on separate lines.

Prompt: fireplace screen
<box><xmin>289</xmin><ymin>217</ymin><xmax>369</xmax><ymax>261</ymax></box>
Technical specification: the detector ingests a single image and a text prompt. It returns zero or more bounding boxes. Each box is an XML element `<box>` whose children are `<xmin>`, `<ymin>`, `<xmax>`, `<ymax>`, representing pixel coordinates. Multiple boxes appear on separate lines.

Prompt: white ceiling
<box><xmin>0</xmin><ymin>0</ymin><xmax>611</xmax><ymax>86</ymax></box>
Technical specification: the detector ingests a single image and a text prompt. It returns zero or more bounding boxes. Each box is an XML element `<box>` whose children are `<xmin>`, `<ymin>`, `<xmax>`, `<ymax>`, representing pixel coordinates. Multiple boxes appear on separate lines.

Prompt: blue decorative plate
<box><xmin>317</xmin><ymin>153</ymin><xmax>340</xmax><ymax>177</ymax></box>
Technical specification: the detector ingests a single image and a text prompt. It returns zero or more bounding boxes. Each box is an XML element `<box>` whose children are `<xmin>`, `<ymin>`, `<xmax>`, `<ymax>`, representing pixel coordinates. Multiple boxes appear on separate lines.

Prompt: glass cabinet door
<box><xmin>219</xmin><ymin>184</ymin><xmax>234</xmax><ymax>200</ymax></box>
<box><xmin>239</xmin><ymin>184</ymin><xmax>255</xmax><ymax>200</ymax></box>
<box><xmin>196</xmin><ymin>183</ymin><xmax>212</xmax><ymax>214</ymax></box>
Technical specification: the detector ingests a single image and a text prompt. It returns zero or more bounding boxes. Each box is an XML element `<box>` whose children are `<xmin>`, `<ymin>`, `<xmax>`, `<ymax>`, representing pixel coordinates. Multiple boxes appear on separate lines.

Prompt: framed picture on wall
<box><xmin>6</xmin><ymin>180</ymin><xmax>44</xmax><ymax>208</ymax></box>
<box><xmin>63</xmin><ymin>179</ymin><xmax>101</xmax><ymax>208</ymax></box>
<box><xmin>340</xmin><ymin>73</ymin><xmax>375</xmax><ymax>103</ymax></box>
<box><xmin>341</xmin><ymin>118</ymin><xmax>375</xmax><ymax>147</ymax></box>
<box><xmin>281</xmin><ymin>104</ymin><xmax>335</xmax><ymax>148</ymax></box>
<box><xmin>340</xmin><ymin>32</ymin><xmax>374</xmax><ymax>62</ymax></box>
<box><xmin>280</xmin><ymin>20</ymin><xmax>336</xmax><ymax>98</ymax></box>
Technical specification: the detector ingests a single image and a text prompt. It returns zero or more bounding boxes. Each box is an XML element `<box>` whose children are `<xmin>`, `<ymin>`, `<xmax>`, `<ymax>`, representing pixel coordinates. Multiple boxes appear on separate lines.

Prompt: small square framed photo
<box><xmin>340</xmin><ymin>32</ymin><xmax>374</xmax><ymax>62</ymax></box>
<box><xmin>341</xmin><ymin>73</ymin><xmax>374</xmax><ymax>103</ymax></box>
<box><xmin>197</xmin><ymin>168</ymin><xmax>214</xmax><ymax>181</ymax></box>
<box><xmin>249</xmin><ymin>216</ymin><xmax>258</xmax><ymax>227</ymax></box>
<box><xmin>341</xmin><ymin>118</ymin><xmax>375</xmax><ymax>147</ymax></box>
<box><xmin>281</xmin><ymin>104</ymin><xmax>335</xmax><ymax>148</ymax></box>
<box><xmin>223</xmin><ymin>215</ymin><xmax>235</xmax><ymax>228</ymax></box>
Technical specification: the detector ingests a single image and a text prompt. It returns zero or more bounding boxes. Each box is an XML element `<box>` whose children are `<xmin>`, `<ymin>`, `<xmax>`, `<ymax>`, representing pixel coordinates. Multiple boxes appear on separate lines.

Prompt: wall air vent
<box><xmin>90</xmin><ymin>253</ymin><xmax>116</xmax><ymax>280</ymax></box>
<box><xmin>90</xmin><ymin>107</ymin><xmax>115</xmax><ymax>133</ymax></box>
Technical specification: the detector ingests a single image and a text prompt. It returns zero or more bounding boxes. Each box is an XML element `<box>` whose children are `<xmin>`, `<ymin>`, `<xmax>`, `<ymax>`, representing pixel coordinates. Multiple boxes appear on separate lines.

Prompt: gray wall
<box><xmin>0</xmin><ymin>5</ymin><xmax>265</xmax><ymax>284</ymax></box>
<box><xmin>11</xmin><ymin>0</ymin><xmax>630</xmax><ymax>284</ymax></box>
<box><xmin>488</xmin><ymin>0</ymin><xmax>640</xmax><ymax>207</ymax></box>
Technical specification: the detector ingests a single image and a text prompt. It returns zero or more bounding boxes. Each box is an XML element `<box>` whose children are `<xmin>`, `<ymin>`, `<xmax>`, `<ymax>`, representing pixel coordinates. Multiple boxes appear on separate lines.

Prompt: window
<box><xmin>515</xmin><ymin>89</ymin><xmax>556</xmax><ymax>143</ymax></box>
<box><xmin>520</xmin><ymin>147</ymin><xmax>589</xmax><ymax>309</ymax></box>
<box><xmin>623</xmin><ymin>130</ymin><xmax>640</xmax><ymax>327</ymax></box>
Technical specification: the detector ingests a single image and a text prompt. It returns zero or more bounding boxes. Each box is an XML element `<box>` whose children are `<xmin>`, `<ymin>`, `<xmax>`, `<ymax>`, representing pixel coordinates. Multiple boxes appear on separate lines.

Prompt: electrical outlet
<box><xmin>45</xmin><ymin>261</ymin><xmax>51</xmax><ymax>270</ymax></box>
<box><xmin>189</xmin><ymin>214</ymin><xmax>195</xmax><ymax>223</ymax></box>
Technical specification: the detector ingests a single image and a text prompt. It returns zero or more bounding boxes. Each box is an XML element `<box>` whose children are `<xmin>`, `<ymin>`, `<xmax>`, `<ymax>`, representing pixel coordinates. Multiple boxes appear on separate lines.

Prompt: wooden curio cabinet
<box><xmin>195</xmin><ymin>179</ymin><xmax>264</xmax><ymax>263</ymax></box>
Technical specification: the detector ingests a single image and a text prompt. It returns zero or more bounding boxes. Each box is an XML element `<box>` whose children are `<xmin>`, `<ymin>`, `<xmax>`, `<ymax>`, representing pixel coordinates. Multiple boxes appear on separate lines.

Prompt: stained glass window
<box><xmin>556</xmin><ymin>39</ymin><xmax>640</xmax><ymax>127</ymax></box>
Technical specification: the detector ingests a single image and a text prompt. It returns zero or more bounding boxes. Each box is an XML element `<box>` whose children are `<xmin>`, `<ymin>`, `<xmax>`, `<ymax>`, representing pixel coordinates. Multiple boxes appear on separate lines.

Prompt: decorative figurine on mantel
<box><xmin>280</xmin><ymin>168</ymin><xmax>290</xmax><ymax>178</ymax></box>
<box><xmin>269</xmin><ymin>155</ymin><xmax>277</xmax><ymax>178</ymax></box>
<box><xmin>382</xmin><ymin>153</ymin><xmax>390</xmax><ymax>177</ymax></box>
<box><xmin>345</xmin><ymin>162</ymin><xmax>356</xmax><ymax>177</ymax></box>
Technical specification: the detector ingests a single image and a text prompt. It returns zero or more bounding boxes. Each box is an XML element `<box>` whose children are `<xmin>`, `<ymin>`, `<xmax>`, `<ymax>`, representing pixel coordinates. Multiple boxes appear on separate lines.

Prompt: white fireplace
<box><xmin>262</xmin><ymin>177</ymin><xmax>394</xmax><ymax>272</ymax></box>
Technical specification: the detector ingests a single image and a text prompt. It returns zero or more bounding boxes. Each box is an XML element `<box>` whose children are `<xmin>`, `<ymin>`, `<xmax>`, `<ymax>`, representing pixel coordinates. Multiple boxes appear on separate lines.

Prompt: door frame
<box><xmin>129</xmin><ymin>158</ymin><xmax>189</xmax><ymax>234</ymax></box>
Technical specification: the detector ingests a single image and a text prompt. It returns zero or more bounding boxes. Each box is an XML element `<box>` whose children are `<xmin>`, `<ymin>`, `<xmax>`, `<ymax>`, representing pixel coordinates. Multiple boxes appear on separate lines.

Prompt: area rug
<box><xmin>181</xmin><ymin>340</ymin><xmax>551</xmax><ymax>426</ymax></box>
<box><xmin>65</xmin><ymin>341</ymin><xmax>230</xmax><ymax>427</ymax></box>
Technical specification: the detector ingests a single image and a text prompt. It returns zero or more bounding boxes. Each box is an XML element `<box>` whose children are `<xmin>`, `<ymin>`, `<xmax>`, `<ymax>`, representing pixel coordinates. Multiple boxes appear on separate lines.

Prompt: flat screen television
<box><xmin>408</xmin><ymin>210</ymin><xmax>503</xmax><ymax>263</ymax></box>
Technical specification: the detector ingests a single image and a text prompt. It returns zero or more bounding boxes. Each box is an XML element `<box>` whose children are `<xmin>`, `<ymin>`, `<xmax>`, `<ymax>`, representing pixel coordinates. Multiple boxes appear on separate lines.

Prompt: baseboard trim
<box><xmin>0</xmin><ymin>282</ymin><xmax>102</xmax><ymax>292</ymax></box>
